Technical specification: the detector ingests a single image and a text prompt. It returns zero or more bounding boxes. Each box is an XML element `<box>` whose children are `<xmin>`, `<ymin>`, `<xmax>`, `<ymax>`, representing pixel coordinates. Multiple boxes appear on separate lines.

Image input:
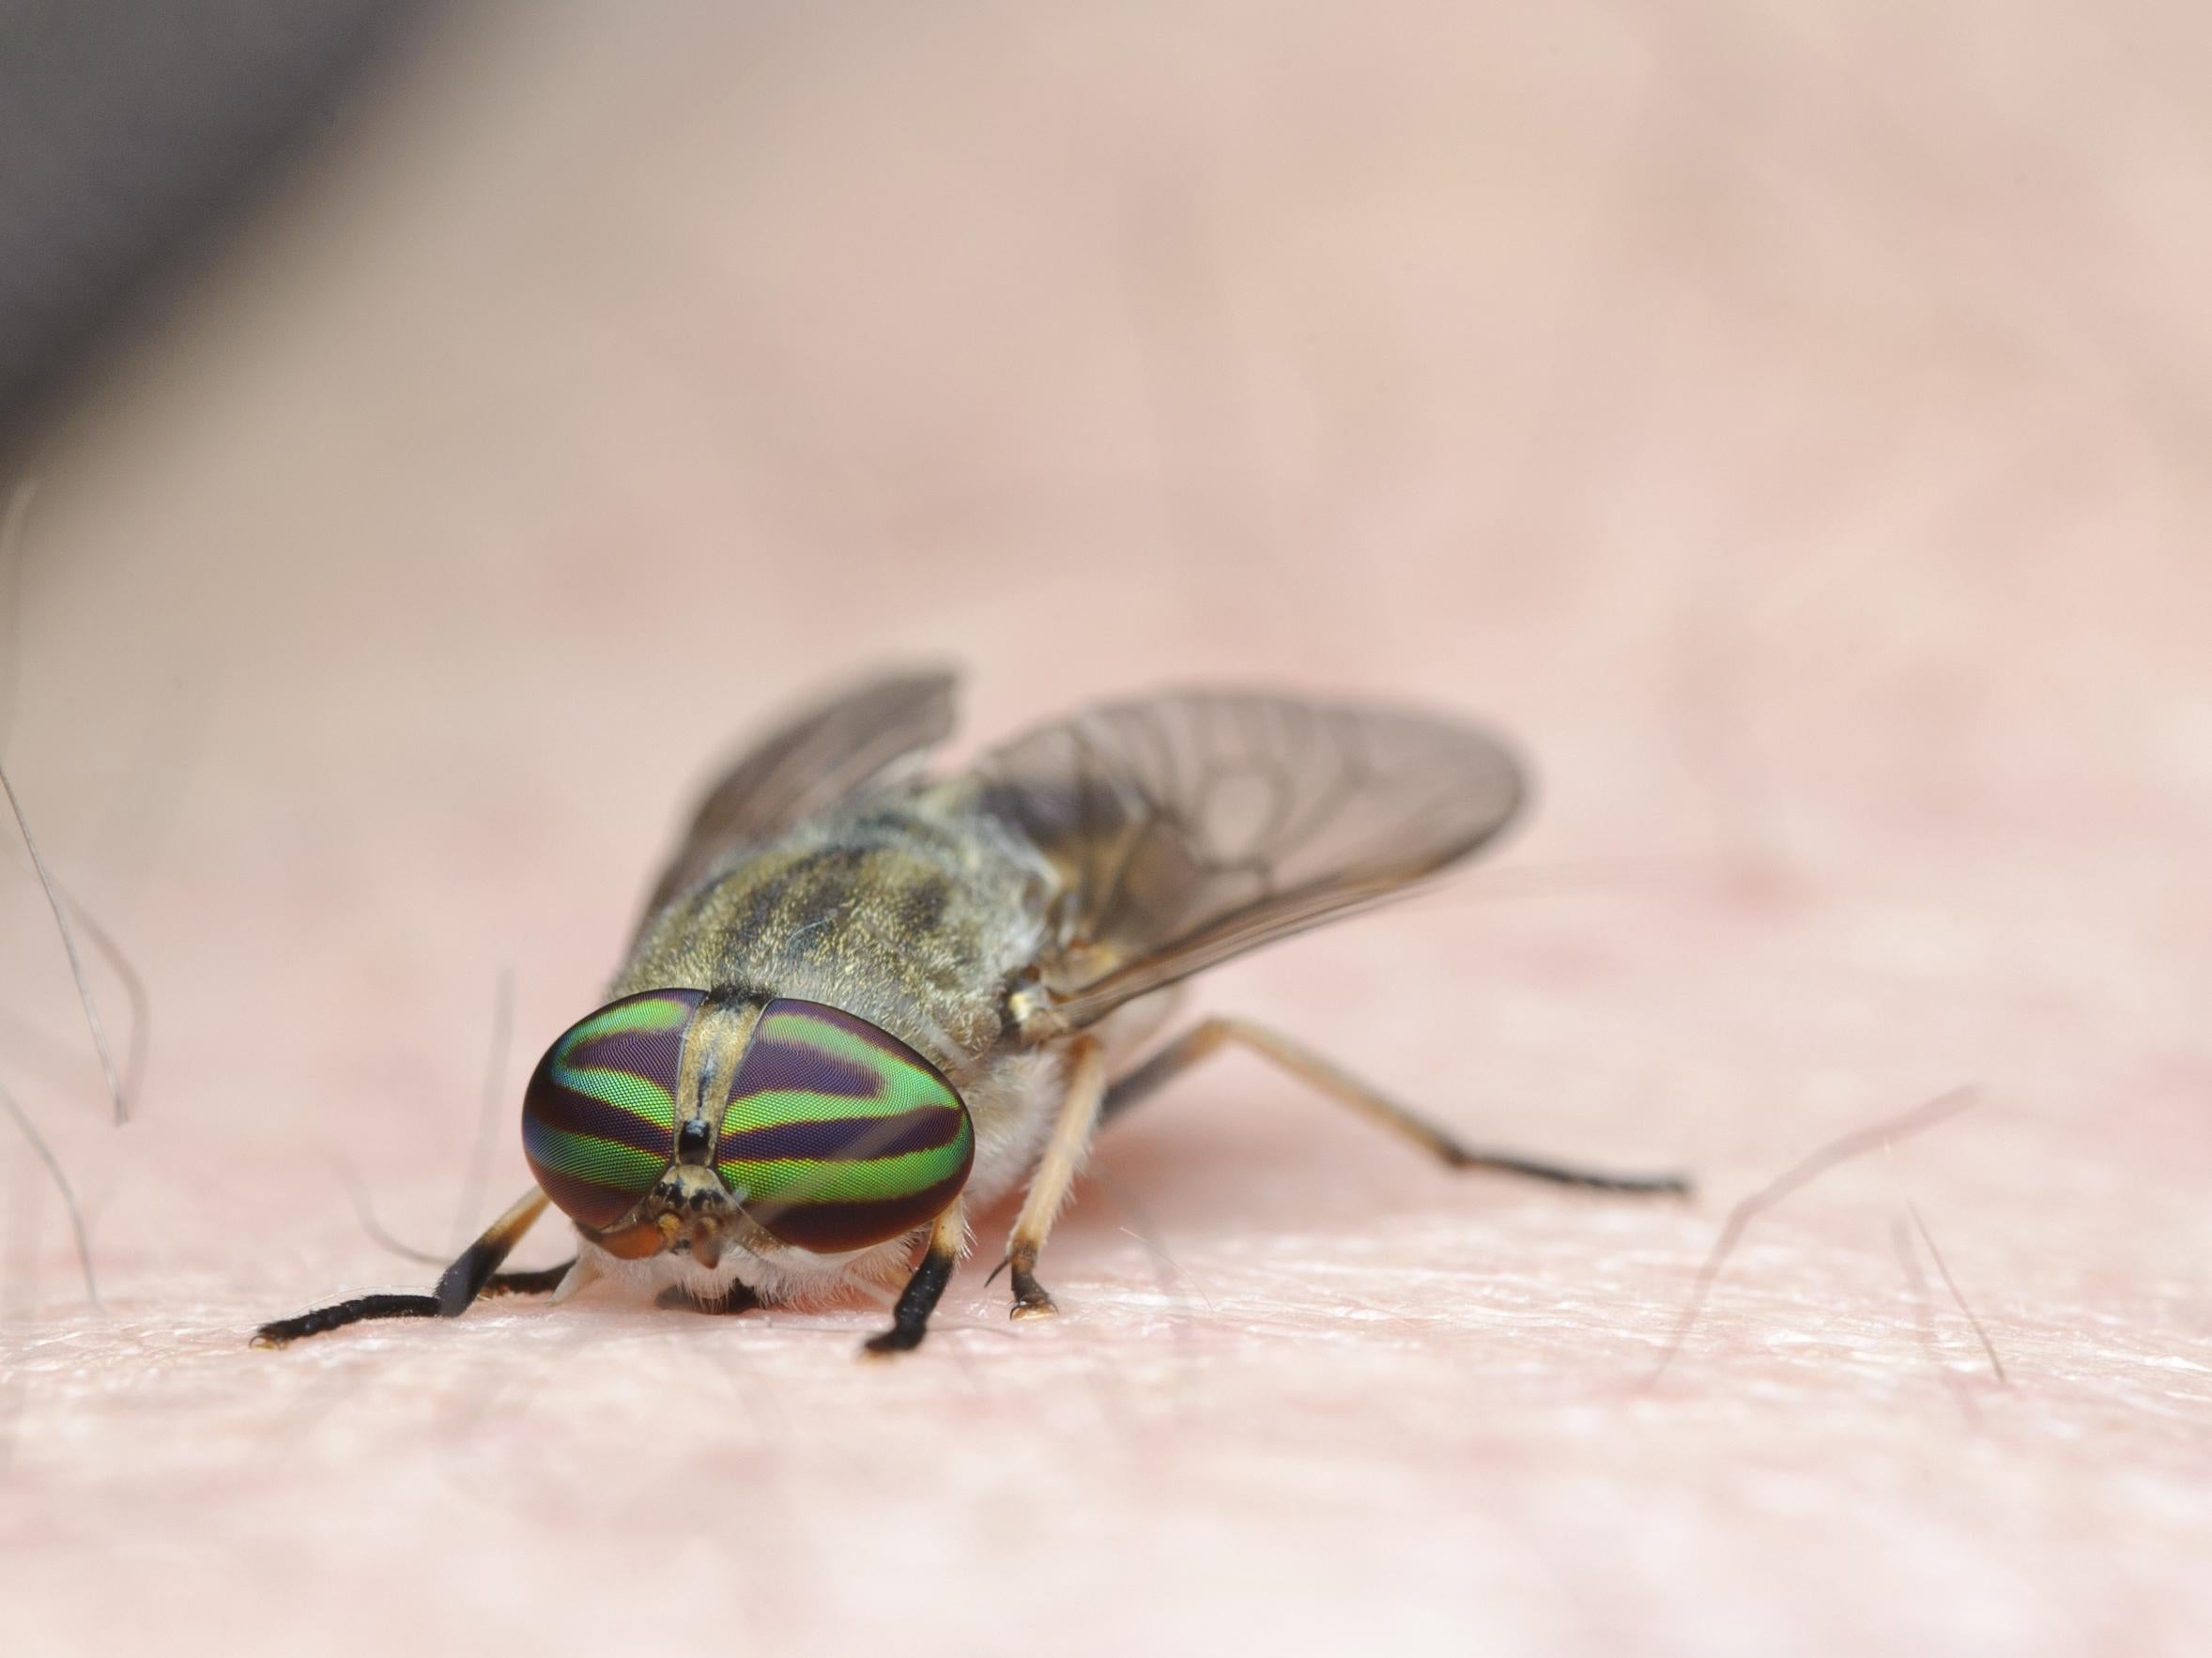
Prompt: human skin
<box><xmin>0</xmin><ymin>5</ymin><xmax>2207</xmax><ymax>1654</ymax></box>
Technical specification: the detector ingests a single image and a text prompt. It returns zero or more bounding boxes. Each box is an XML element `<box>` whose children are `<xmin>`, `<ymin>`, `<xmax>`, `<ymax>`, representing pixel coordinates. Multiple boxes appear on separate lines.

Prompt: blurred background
<box><xmin>0</xmin><ymin>5</ymin><xmax>2206</xmax><ymax>1656</ymax></box>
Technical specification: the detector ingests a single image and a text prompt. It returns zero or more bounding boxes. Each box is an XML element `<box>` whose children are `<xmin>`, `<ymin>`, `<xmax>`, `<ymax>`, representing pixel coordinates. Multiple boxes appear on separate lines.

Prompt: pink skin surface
<box><xmin>2</xmin><ymin>7</ymin><xmax>2208</xmax><ymax>1654</ymax></box>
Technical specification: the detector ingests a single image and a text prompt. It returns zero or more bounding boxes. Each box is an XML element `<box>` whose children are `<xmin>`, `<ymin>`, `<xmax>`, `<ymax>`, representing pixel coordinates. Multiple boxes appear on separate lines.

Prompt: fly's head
<box><xmin>518</xmin><ymin>990</ymin><xmax>975</xmax><ymax>1282</ymax></box>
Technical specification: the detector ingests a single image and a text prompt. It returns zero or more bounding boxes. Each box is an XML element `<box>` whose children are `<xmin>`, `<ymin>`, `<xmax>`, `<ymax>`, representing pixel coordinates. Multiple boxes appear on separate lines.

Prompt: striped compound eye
<box><xmin>522</xmin><ymin>990</ymin><xmax>975</xmax><ymax>1255</ymax></box>
<box><xmin>521</xmin><ymin>989</ymin><xmax>700</xmax><ymax>1231</ymax></box>
<box><xmin>716</xmin><ymin>999</ymin><xmax>975</xmax><ymax>1254</ymax></box>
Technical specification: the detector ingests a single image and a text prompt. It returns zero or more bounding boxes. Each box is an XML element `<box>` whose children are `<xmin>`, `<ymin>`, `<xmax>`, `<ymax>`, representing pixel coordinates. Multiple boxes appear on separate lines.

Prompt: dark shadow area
<box><xmin>0</xmin><ymin>0</ymin><xmax>435</xmax><ymax>460</ymax></box>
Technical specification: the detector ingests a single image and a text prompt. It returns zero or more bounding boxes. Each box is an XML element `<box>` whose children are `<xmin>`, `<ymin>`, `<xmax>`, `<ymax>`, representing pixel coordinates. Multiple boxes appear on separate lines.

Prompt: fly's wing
<box><xmin>965</xmin><ymin>689</ymin><xmax>1525</xmax><ymax>1028</ymax></box>
<box><xmin>637</xmin><ymin>668</ymin><xmax>959</xmax><ymax>925</ymax></box>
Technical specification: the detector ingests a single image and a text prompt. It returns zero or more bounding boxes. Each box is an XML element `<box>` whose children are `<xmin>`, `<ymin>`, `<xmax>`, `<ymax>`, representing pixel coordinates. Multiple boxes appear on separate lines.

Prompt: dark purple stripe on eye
<box><xmin>715</xmin><ymin>1107</ymin><xmax>960</xmax><ymax>1164</ymax></box>
<box><xmin>525</xmin><ymin>1081</ymin><xmax>676</xmax><ymax>1159</ymax></box>
<box><xmin>765</xmin><ymin>999</ymin><xmax>929</xmax><ymax>1062</ymax></box>
<box><xmin>533</xmin><ymin>1166</ymin><xmax>646</xmax><ymax>1233</ymax></box>
<box><xmin>751</xmin><ymin>1171</ymin><xmax>970</xmax><ymax>1255</ymax></box>
<box><xmin>730</xmin><ymin>1039</ymin><xmax>882</xmax><ymax>1103</ymax></box>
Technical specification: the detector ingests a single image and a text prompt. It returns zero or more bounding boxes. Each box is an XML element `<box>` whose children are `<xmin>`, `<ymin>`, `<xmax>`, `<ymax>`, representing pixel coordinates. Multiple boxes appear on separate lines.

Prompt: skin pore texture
<box><xmin>0</xmin><ymin>6</ymin><xmax>2207</xmax><ymax>1655</ymax></box>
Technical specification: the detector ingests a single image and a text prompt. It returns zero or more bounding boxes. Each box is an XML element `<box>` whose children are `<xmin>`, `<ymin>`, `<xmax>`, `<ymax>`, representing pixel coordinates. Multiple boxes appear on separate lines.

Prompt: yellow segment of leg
<box><xmin>1003</xmin><ymin>1035</ymin><xmax>1108</xmax><ymax>1319</ymax></box>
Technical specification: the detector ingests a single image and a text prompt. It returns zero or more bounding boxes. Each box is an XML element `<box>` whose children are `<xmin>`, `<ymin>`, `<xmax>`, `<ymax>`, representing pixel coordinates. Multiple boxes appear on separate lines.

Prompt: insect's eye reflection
<box><xmin>520</xmin><ymin>989</ymin><xmax>699</xmax><ymax>1230</ymax></box>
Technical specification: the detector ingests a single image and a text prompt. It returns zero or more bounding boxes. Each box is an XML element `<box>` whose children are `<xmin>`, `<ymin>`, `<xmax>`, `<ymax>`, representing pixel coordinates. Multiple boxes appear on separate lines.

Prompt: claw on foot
<box><xmin>1008</xmin><ymin>1263</ymin><xmax>1058</xmax><ymax>1320</ymax></box>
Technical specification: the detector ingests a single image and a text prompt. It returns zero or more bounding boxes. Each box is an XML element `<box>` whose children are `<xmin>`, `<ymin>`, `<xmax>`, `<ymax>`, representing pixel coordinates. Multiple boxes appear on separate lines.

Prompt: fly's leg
<box><xmin>991</xmin><ymin>1036</ymin><xmax>1107</xmax><ymax>1319</ymax></box>
<box><xmin>1105</xmin><ymin>1019</ymin><xmax>1692</xmax><ymax>1196</ymax></box>
<box><xmin>253</xmin><ymin>1294</ymin><xmax>445</xmax><ymax>1343</ymax></box>
<box><xmin>484</xmin><ymin>1259</ymin><xmax>578</xmax><ymax>1297</ymax></box>
<box><xmin>253</xmin><ymin>1188</ymin><xmax>553</xmax><ymax>1346</ymax></box>
<box><xmin>863</xmin><ymin>1196</ymin><xmax>968</xmax><ymax>1356</ymax></box>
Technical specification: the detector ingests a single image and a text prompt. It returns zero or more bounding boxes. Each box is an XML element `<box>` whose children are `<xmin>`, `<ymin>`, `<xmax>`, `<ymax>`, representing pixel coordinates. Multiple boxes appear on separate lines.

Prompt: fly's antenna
<box><xmin>0</xmin><ymin>1082</ymin><xmax>99</xmax><ymax>1308</ymax></box>
<box><xmin>1646</xmin><ymin>1085</ymin><xmax>1978</xmax><ymax>1387</ymax></box>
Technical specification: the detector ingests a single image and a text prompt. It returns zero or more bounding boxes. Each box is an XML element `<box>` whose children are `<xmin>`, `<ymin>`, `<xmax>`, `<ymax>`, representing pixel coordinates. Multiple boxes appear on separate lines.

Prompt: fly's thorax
<box><xmin>615</xmin><ymin>802</ymin><xmax>1052</xmax><ymax>1067</ymax></box>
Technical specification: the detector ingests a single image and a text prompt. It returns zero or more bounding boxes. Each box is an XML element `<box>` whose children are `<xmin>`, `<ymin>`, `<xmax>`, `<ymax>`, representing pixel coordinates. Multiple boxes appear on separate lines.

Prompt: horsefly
<box><xmin>256</xmin><ymin>672</ymin><xmax>1688</xmax><ymax>1356</ymax></box>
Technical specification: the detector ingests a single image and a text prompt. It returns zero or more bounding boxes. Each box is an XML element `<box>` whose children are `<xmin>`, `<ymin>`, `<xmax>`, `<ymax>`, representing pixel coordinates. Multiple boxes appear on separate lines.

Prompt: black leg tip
<box><xmin>862</xmin><ymin>1323</ymin><xmax>927</xmax><ymax>1357</ymax></box>
<box><xmin>252</xmin><ymin>1291</ymin><xmax>441</xmax><ymax>1348</ymax></box>
<box><xmin>253</xmin><ymin>1312</ymin><xmax>327</xmax><ymax>1347</ymax></box>
<box><xmin>864</xmin><ymin>1243</ymin><xmax>956</xmax><ymax>1357</ymax></box>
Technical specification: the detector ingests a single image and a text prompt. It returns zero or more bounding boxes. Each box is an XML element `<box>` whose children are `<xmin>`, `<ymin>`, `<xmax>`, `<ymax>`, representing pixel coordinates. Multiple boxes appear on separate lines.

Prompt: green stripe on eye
<box><xmin>546</xmin><ymin>992</ymin><xmax>693</xmax><ymax>1127</ymax></box>
<box><xmin>524</xmin><ymin>1125</ymin><xmax>669</xmax><ymax>1190</ymax></box>
<box><xmin>724</xmin><ymin>1085</ymin><xmax>932</xmax><ymax>1128</ymax></box>
<box><xmin>566</xmin><ymin>995</ymin><xmax>691</xmax><ymax>1040</ymax></box>
<box><xmin>718</xmin><ymin>1140</ymin><xmax>974</xmax><ymax>1206</ymax></box>
<box><xmin>546</xmin><ymin>1059</ymin><xmax>678</xmax><ymax>1128</ymax></box>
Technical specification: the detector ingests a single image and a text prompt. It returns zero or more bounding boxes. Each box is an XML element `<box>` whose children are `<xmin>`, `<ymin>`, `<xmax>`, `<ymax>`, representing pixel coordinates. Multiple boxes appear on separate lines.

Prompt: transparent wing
<box><xmin>638</xmin><ymin>668</ymin><xmax>959</xmax><ymax>926</ymax></box>
<box><xmin>964</xmin><ymin>688</ymin><xmax>1526</xmax><ymax>1027</ymax></box>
